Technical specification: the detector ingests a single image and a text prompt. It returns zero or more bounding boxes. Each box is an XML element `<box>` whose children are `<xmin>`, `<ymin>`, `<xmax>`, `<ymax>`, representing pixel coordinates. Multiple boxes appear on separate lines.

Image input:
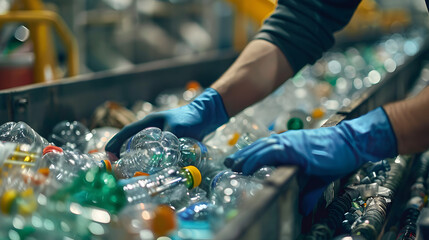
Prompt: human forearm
<box><xmin>384</xmin><ymin>86</ymin><xmax>429</xmax><ymax>154</ymax></box>
<box><xmin>211</xmin><ymin>40</ymin><xmax>293</xmax><ymax>116</ymax></box>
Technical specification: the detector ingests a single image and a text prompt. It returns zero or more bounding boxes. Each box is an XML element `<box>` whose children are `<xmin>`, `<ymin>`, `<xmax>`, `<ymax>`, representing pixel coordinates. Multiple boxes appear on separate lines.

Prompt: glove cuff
<box><xmin>339</xmin><ymin>107</ymin><xmax>398</xmax><ymax>163</ymax></box>
<box><xmin>191</xmin><ymin>88</ymin><xmax>230</xmax><ymax>134</ymax></box>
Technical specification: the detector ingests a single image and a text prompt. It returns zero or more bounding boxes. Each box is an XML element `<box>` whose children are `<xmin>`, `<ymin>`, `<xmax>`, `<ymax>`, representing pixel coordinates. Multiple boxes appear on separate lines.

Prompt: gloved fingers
<box><xmin>240</xmin><ymin>145</ymin><xmax>286</xmax><ymax>175</ymax></box>
<box><xmin>105</xmin><ymin>114</ymin><xmax>165</xmax><ymax>157</ymax></box>
<box><xmin>224</xmin><ymin>139</ymin><xmax>270</xmax><ymax>170</ymax></box>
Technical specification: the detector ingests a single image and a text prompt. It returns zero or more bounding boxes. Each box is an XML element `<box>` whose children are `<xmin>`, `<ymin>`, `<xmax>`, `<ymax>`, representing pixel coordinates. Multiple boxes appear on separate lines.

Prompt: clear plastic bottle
<box><xmin>155</xmin><ymin>81</ymin><xmax>203</xmax><ymax>110</ymax></box>
<box><xmin>0</xmin><ymin>121</ymin><xmax>48</xmax><ymax>151</ymax></box>
<box><xmin>0</xmin><ymin>142</ymin><xmax>43</xmax><ymax>172</ymax></box>
<box><xmin>113</xmin><ymin>203</ymin><xmax>176</xmax><ymax>239</ymax></box>
<box><xmin>0</xmin><ymin>170</ymin><xmax>39</xmax><ymax>215</ymax></box>
<box><xmin>203</xmin><ymin>113</ymin><xmax>270</xmax><ymax>155</ymax></box>
<box><xmin>42</xmin><ymin>145</ymin><xmax>112</xmax><ymax>185</ymax></box>
<box><xmin>115</xmin><ymin>127</ymin><xmax>181</xmax><ymax>178</ymax></box>
<box><xmin>118</xmin><ymin>165</ymin><xmax>201</xmax><ymax>205</ymax></box>
<box><xmin>209</xmin><ymin>170</ymin><xmax>263</xmax><ymax>215</ymax></box>
<box><xmin>173</xmin><ymin>201</ymin><xmax>215</xmax><ymax>240</ymax></box>
<box><xmin>49</xmin><ymin>121</ymin><xmax>92</xmax><ymax>152</ymax></box>
<box><xmin>85</xmin><ymin>126</ymin><xmax>120</xmax><ymax>153</ymax></box>
<box><xmin>178</xmin><ymin>137</ymin><xmax>227</xmax><ymax>191</ymax></box>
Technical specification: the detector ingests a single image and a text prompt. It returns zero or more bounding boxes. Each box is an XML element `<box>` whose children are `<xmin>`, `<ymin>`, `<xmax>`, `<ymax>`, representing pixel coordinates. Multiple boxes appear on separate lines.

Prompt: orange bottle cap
<box><xmin>151</xmin><ymin>205</ymin><xmax>176</xmax><ymax>237</ymax></box>
<box><xmin>133</xmin><ymin>171</ymin><xmax>150</xmax><ymax>177</ymax></box>
<box><xmin>186</xmin><ymin>81</ymin><xmax>201</xmax><ymax>91</ymax></box>
<box><xmin>311</xmin><ymin>108</ymin><xmax>325</xmax><ymax>119</ymax></box>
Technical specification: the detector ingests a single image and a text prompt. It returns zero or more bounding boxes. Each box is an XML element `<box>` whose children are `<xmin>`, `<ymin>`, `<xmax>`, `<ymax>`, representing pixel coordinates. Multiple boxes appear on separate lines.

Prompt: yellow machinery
<box><xmin>0</xmin><ymin>0</ymin><xmax>78</xmax><ymax>84</ymax></box>
<box><xmin>226</xmin><ymin>0</ymin><xmax>277</xmax><ymax>50</ymax></box>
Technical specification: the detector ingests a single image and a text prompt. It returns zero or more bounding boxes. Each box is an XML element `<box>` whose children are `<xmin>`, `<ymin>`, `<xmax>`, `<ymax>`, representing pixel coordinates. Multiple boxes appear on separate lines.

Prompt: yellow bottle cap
<box><xmin>183</xmin><ymin>166</ymin><xmax>201</xmax><ymax>189</ymax></box>
<box><xmin>151</xmin><ymin>205</ymin><xmax>176</xmax><ymax>237</ymax></box>
<box><xmin>1</xmin><ymin>190</ymin><xmax>18</xmax><ymax>214</ymax></box>
<box><xmin>311</xmin><ymin>108</ymin><xmax>325</xmax><ymax>119</ymax></box>
<box><xmin>18</xmin><ymin>188</ymin><xmax>37</xmax><ymax>215</ymax></box>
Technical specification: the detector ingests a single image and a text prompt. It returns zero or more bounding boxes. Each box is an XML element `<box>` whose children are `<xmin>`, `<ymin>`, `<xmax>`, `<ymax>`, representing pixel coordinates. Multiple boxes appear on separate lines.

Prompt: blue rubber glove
<box><xmin>225</xmin><ymin>107</ymin><xmax>397</xmax><ymax>176</ymax></box>
<box><xmin>105</xmin><ymin>88</ymin><xmax>229</xmax><ymax>157</ymax></box>
<box><xmin>224</xmin><ymin>107</ymin><xmax>398</xmax><ymax>214</ymax></box>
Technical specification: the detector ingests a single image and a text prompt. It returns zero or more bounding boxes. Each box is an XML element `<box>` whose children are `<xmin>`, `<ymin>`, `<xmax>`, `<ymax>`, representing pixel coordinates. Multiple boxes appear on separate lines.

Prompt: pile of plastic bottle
<box><xmin>0</xmin><ymin>29</ymin><xmax>427</xmax><ymax>240</ymax></box>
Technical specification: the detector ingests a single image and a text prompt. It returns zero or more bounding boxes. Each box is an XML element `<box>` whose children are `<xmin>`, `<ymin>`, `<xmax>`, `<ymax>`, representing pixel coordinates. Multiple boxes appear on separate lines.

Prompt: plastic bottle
<box><xmin>169</xmin><ymin>187</ymin><xmax>209</xmax><ymax>212</ymax></box>
<box><xmin>203</xmin><ymin>113</ymin><xmax>270</xmax><ymax>155</ymax></box>
<box><xmin>118</xmin><ymin>165</ymin><xmax>201</xmax><ymax>205</ymax></box>
<box><xmin>49</xmin><ymin>121</ymin><xmax>92</xmax><ymax>152</ymax></box>
<box><xmin>0</xmin><ymin>121</ymin><xmax>48</xmax><ymax>151</ymax></box>
<box><xmin>0</xmin><ymin>169</ymin><xmax>41</xmax><ymax>215</ymax></box>
<box><xmin>85</xmin><ymin>127</ymin><xmax>120</xmax><ymax>153</ymax></box>
<box><xmin>115</xmin><ymin>127</ymin><xmax>181</xmax><ymax>178</ymax></box>
<box><xmin>178</xmin><ymin>137</ymin><xmax>227</xmax><ymax>191</ymax></box>
<box><xmin>173</xmin><ymin>202</ymin><xmax>215</xmax><ymax>240</ymax></box>
<box><xmin>42</xmin><ymin>145</ymin><xmax>112</xmax><ymax>185</ymax></box>
<box><xmin>209</xmin><ymin>170</ymin><xmax>263</xmax><ymax>218</ymax></box>
<box><xmin>113</xmin><ymin>203</ymin><xmax>176</xmax><ymax>239</ymax></box>
<box><xmin>155</xmin><ymin>81</ymin><xmax>203</xmax><ymax>110</ymax></box>
<box><xmin>0</xmin><ymin>142</ymin><xmax>43</xmax><ymax>172</ymax></box>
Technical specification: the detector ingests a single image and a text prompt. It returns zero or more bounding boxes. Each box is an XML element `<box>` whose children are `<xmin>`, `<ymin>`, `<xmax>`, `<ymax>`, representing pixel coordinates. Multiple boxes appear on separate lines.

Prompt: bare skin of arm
<box><xmin>211</xmin><ymin>40</ymin><xmax>294</xmax><ymax>117</ymax></box>
<box><xmin>384</xmin><ymin>86</ymin><xmax>429</xmax><ymax>154</ymax></box>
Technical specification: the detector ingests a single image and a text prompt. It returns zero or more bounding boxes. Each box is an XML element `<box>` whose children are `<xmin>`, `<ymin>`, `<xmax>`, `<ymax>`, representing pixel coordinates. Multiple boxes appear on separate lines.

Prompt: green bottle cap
<box><xmin>287</xmin><ymin>117</ymin><xmax>304</xmax><ymax>130</ymax></box>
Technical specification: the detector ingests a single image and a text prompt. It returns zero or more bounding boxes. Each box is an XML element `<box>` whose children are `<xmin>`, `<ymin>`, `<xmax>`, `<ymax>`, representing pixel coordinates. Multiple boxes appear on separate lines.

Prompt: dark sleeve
<box><xmin>254</xmin><ymin>0</ymin><xmax>361</xmax><ymax>73</ymax></box>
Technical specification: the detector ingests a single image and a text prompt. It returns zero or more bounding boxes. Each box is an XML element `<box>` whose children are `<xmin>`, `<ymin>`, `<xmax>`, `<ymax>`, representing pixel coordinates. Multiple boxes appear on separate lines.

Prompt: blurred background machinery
<box><xmin>0</xmin><ymin>0</ymin><xmax>428</xmax><ymax>87</ymax></box>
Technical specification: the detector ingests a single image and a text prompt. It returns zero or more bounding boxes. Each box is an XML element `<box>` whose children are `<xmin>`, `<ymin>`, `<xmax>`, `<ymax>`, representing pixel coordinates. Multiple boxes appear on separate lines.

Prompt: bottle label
<box><xmin>197</xmin><ymin>142</ymin><xmax>208</xmax><ymax>156</ymax></box>
<box><xmin>126</xmin><ymin>136</ymin><xmax>134</xmax><ymax>152</ymax></box>
<box><xmin>210</xmin><ymin>170</ymin><xmax>229</xmax><ymax>190</ymax></box>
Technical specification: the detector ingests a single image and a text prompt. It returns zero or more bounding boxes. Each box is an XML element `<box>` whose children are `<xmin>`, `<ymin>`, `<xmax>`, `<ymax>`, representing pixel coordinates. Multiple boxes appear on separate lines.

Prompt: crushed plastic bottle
<box><xmin>118</xmin><ymin>165</ymin><xmax>201</xmax><ymax>205</ymax></box>
<box><xmin>114</xmin><ymin>127</ymin><xmax>181</xmax><ymax>178</ymax></box>
<box><xmin>49</xmin><ymin>121</ymin><xmax>93</xmax><ymax>152</ymax></box>
<box><xmin>0</xmin><ymin>121</ymin><xmax>48</xmax><ymax>151</ymax></box>
<box><xmin>42</xmin><ymin>145</ymin><xmax>112</xmax><ymax>185</ymax></box>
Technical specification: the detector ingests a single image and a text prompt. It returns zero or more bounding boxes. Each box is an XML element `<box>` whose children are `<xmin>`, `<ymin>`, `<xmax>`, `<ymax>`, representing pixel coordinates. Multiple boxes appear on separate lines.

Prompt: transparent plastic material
<box><xmin>42</xmin><ymin>146</ymin><xmax>111</xmax><ymax>185</ymax></box>
<box><xmin>86</xmin><ymin>127</ymin><xmax>120</xmax><ymax>153</ymax></box>
<box><xmin>0</xmin><ymin>122</ymin><xmax>48</xmax><ymax>151</ymax></box>
<box><xmin>114</xmin><ymin>203</ymin><xmax>176</xmax><ymax>239</ymax></box>
<box><xmin>118</xmin><ymin>166</ymin><xmax>201</xmax><ymax>205</ymax></box>
<box><xmin>115</xmin><ymin>127</ymin><xmax>181</xmax><ymax>178</ymax></box>
<box><xmin>49</xmin><ymin>121</ymin><xmax>92</xmax><ymax>152</ymax></box>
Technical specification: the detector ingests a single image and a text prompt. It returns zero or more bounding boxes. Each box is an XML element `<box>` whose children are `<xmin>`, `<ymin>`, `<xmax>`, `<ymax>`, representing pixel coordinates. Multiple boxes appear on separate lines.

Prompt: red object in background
<box><xmin>0</xmin><ymin>54</ymin><xmax>34</xmax><ymax>90</ymax></box>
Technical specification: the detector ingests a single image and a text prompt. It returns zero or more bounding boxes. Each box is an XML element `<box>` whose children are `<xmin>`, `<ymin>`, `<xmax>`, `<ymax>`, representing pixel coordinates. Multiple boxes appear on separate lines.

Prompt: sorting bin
<box><xmin>0</xmin><ymin>42</ymin><xmax>427</xmax><ymax>239</ymax></box>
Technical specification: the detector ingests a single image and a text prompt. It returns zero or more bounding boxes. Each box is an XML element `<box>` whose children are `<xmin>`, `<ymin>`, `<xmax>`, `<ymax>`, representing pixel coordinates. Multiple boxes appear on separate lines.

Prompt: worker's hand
<box><xmin>224</xmin><ymin>107</ymin><xmax>397</xmax><ymax>214</ymax></box>
<box><xmin>224</xmin><ymin>107</ymin><xmax>397</xmax><ymax>176</ymax></box>
<box><xmin>105</xmin><ymin>88</ymin><xmax>229</xmax><ymax>157</ymax></box>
